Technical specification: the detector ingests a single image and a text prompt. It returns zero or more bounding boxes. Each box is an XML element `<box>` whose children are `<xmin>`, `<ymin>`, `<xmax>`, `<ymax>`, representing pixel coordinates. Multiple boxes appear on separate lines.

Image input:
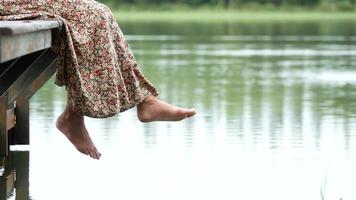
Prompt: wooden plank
<box><xmin>0</xmin><ymin>30</ymin><xmax>52</xmax><ymax>63</ymax></box>
<box><xmin>0</xmin><ymin>20</ymin><xmax>62</xmax><ymax>35</ymax></box>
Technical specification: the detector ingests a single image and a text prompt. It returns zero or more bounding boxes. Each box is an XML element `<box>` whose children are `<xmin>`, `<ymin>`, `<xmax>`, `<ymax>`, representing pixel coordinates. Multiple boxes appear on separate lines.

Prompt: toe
<box><xmin>179</xmin><ymin>108</ymin><xmax>196</xmax><ymax>119</ymax></box>
<box><xmin>187</xmin><ymin>108</ymin><xmax>196</xmax><ymax>117</ymax></box>
<box><xmin>90</xmin><ymin>148</ymin><xmax>99</xmax><ymax>159</ymax></box>
<box><xmin>88</xmin><ymin>147</ymin><xmax>101</xmax><ymax>160</ymax></box>
<box><xmin>88</xmin><ymin>150</ymin><xmax>97</xmax><ymax>159</ymax></box>
<box><xmin>93</xmin><ymin>148</ymin><xmax>101</xmax><ymax>160</ymax></box>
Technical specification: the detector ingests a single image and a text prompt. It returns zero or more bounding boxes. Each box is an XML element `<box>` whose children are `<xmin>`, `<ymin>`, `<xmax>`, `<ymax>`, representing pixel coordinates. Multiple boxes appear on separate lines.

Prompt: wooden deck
<box><xmin>0</xmin><ymin>20</ymin><xmax>63</xmax><ymax>156</ymax></box>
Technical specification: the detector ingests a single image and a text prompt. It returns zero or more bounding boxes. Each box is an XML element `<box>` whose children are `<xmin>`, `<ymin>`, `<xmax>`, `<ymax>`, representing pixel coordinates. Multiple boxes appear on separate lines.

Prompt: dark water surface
<box><xmin>1</xmin><ymin>20</ymin><xmax>356</xmax><ymax>200</ymax></box>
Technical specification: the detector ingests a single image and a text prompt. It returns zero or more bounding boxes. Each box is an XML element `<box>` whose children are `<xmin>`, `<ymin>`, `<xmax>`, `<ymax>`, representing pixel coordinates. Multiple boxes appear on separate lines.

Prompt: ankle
<box><xmin>59</xmin><ymin>110</ymin><xmax>83</xmax><ymax>123</ymax></box>
<box><xmin>56</xmin><ymin>112</ymin><xmax>84</xmax><ymax>134</ymax></box>
<box><xmin>140</xmin><ymin>95</ymin><xmax>156</xmax><ymax>106</ymax></box>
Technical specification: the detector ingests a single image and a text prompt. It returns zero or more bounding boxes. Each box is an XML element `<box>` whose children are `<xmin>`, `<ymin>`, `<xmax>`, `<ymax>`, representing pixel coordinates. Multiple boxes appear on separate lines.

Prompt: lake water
<box><xmin>1</xmin><ymin>20</ymin><xmax>356</xmax><ymax>200</ymax></box>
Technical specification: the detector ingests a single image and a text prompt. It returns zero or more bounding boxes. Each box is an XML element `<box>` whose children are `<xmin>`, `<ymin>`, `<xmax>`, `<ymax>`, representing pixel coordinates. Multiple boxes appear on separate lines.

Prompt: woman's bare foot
<box><xmin>56</xmin><ymin>109</ymin><xmax>101</xmax><ymax>160</ymax></box>
<box><xmin>137</xmin><ymin>96</ymin><xmax>196</xmax><ymax>123</ymax></box>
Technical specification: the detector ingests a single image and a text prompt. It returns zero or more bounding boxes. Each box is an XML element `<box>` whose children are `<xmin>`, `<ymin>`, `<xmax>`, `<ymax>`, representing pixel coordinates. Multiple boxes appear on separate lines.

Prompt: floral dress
<box><xmin>0</xmin><ymin>0</ymin><xmax>159</xmax><ymax>118</ymax></box>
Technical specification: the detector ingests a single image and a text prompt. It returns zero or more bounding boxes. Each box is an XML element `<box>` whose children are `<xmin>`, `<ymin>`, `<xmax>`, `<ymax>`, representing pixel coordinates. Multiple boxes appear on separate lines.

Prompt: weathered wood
<box><xmin>0</xmin><ymin>151</ymin><xmax>30</xmax><ymax>199</ymax></box>
<box><xmin>0</xmin><ymin>155</ymin><xmax>4</xmax><ymax>174</ymax></box>
<box><xmin>0</xmin><ymin>20</ymin><xmax>62</xmax><ymax>35</ymax></box>
<box><xmin>0</xmin><ymin>49</ymin><xmax>58</xmax><ymax>148</ymax></box>
<box><xmin>15</xmin><ymin>50</ymin><xmax>58</xmax><ymax>145</ymax></box>
<box><xmin>0</xmin><ymin>57</ymin><xmax>18</xmax><ymax>77</ymax></box>
<box><xmin>0</xmin><ymin>49</ymin><xmax>57</xmax><ymax>107</ymax></box>
<box><xmin>0</xmin><ymin>172</ymin><xmax>15</xmax><ymax>199</ymax></box>
<box><xmin>0</xmin><ymin>48</ymin><xmax>58</xmax><ymax>155</ymax></box>
<box><xmin>6</xmin><ymin>107</ymin><xmax>15</xmax><ymax>131</ymax></box>
<box><xmin>19</xmin><ymin>51</ymin><xmax>58</xmax><ymax>100</ymax></box>
<box><xmin>0</xmin><ymin>155</ymin><xmax>8</xmax><ymax>199</ymax></box>
<box><xmin>0</xmin><ymin>50</ymin><xmax>42</xmax><ymax>105</ymax></box>
<box><xmin>0</xmin><ymin>20</ymin><xmax>62</xmax><ymax>155</ymax></box>
<box><xmin>0</xmin><ymin>96</ymin><xmax>8</xmax><ymax>156</ymax></box>
<box><xmin>0</xmin><ymin>20</ymin><xmax>62</xmax><ymax>63</ymax></box>
<box><xmin>14</xmin><ymin>96</ymin><xmax>29</xmax><ymax>145</ymax></box>
<box><xmin>13</xmin><ymin>151</ymin><xmax>30</xmax><ymax>199</ymax></box>
<box><xmin>0</xmin><ymin>30</ymin><xmax>52</xmax><ymax>63</ymax></box>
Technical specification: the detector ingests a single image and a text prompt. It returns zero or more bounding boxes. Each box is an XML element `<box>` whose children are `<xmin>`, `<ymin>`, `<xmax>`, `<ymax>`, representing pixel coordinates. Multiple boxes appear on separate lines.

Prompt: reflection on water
<box><xmin>4</xmin><ymin>20</ymin><xmax>356</xmax><ymax>199</ymax></box>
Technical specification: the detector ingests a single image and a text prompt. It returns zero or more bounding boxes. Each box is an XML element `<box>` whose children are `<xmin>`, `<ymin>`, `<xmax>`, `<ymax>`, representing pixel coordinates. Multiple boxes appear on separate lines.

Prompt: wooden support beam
<box><xmin>13</xmin><ymin>49</ymin><xmax>58</xmax><ymax>145</ymax></box>
<box><xmin>0</xmin><ymin>50</ymin><xmax>41</xmax><ymax>106</ymax></box>
<box><xmin>0</xmin><ymin>96</ymin><xmax>8</xmax><ymax>156</ymax></box>
<box><xmin>0</xmin><ymin>172</ymin><xmax>15</xmax><ymax>199</ymax></box>
<box><xmin>19</xmin><ymin>50</ymin><xmax>58</xmax><ymax>99</ymax></box>
<box><xmin>0</xmin><ymin>49</ymin><xmax>57</xmax><ymax>107</ymax></box>
<box><xmin>13</xmin><ymin>151</ymin><xmax>30</xmax><ymax>199</ymax></box>
<box><xmin>6</xmin><ymin>108</ymin><xmax>15</xmax><ymax>131</ymax></box>
<box><xmin>7</xmin><ymin>173</ymin><xmax>15</xmax><ymax>197</ymax></box>
<box><xmin>14</xmin><ymin>96</ymin><xmax>29</xmax><ymax>145</ymax></box>
<box><xmin>0</xmin><ymin>49</ymin><xmax>58</xmax><ymax>151</ymax></box>
<box><xmin>0</xmin><ymin>156</ymin><xmax>4</xmax><ymax>174</ymax></box>
<box><xmin>0</xmin><ymin>151</ymin><xmax>29</xmax><ymax>199</ymax></box>
<box><xmin>0</xmin><ymin>20</ymin><xmax>62</xmax><ymax>154</ymax></box>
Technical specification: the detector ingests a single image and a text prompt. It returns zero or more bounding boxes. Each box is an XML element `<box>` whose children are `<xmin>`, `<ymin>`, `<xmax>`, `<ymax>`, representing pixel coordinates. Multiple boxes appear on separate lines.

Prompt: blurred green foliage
<box><xmin>98</xmin><ymin>0</ymin><xmax>355</xmax><ymax>11</ymax></box>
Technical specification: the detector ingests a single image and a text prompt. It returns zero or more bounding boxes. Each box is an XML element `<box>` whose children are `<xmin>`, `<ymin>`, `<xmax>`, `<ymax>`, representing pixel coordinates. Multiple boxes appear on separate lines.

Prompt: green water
<box><xmin>1</xmin><ymin>20</ymin><xmax>356</xmax><ymax>200</ymax></box>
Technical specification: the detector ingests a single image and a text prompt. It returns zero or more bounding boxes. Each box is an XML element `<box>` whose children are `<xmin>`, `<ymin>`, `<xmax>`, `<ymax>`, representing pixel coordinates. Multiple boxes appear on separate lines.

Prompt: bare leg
<box><xmin>56</xmin><ymin>95</ymin><xmax>101</xmax><ymax>160</ymax></box>
<box><xmin>56</xmin><ymin>94</ymin><xmax>194</xmax><ymax>159</ymax></box>
<box><xmin>137</xmin><ymin>95</ymin><xmax>196</xmax><ymax>123</ymax></box>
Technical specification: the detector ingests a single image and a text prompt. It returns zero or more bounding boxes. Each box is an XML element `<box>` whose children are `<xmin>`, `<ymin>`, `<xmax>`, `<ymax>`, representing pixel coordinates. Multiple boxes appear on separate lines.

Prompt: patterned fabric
<box><xmin>0</xmin><ymin>0</ymin><xmax>159</xmax><ymax>118</ymax></box>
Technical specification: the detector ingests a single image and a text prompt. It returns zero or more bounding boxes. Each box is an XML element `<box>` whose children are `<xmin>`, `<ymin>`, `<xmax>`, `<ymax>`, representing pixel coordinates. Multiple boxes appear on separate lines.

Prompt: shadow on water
<box><xmin>0</xmin><ymin>151</ymin><xmax>29</xmax><ymax>200</ymax></box>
